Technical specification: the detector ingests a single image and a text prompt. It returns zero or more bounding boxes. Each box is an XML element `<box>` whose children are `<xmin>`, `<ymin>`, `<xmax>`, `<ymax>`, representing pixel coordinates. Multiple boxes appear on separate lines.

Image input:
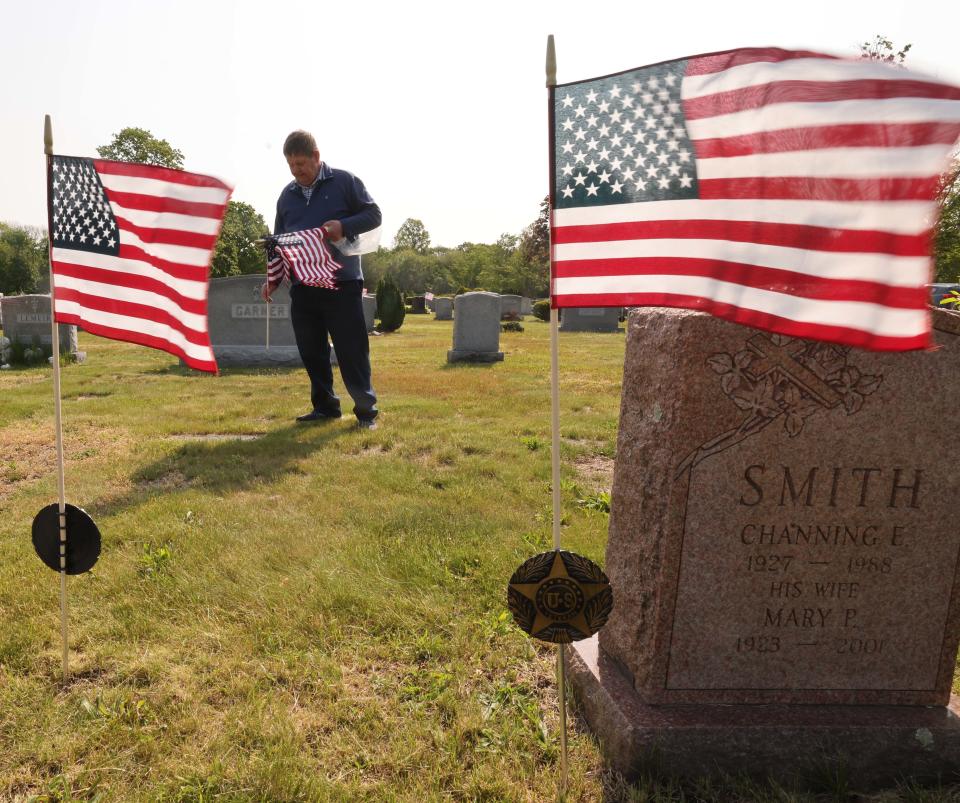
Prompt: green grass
<box><xmin>0</xmin><ymin>317</ymin><xmax>957</xmax><ymax>802</ymax></box>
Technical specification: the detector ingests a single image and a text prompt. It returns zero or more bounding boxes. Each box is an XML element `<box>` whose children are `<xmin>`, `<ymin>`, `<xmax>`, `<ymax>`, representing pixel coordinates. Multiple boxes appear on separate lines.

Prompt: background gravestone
<box><xmin>567</xmin><ymin>307</ymin><xmax>960</xmax><ymax>787</ymax></box>
<box><xmin>0</xmin><ymin>293</ymin><xmax>4</xmax><ymax>328</ymax></box>
<box><xmin>410</xmin><ymin>295</ymin><xmax>427</xmax><ymax>314</ymax></box>
<box><xmin>559</xmin><ymin>306</ymin><xmax>621</xmax><ymax>332</ymax></box>
<box><xmin>521</xmin><ymin>297</ymin><xmax>533</xmax><ymax>316</ymax></box>
<box><xmin>206</xmin><ymin>275</ymin><xmax>335</xmax><ymax>367</ymax></box>
<box><xmin>434</xmin><ymin>297</ymin><xmax>453</xmax><ymax>321</ymax></box>
<box><xmin>0</xmin><ymin>294</ymin><xmax>79</xmax><ymax>355</ymax></box>
<box><xmin>447</xmin><ymin>292</ymin><xmax>503</xmax><ymax>363</ymax></box>
<box><xmin>362</xmin><ymin>294</ymin><xmax>376</xmax><ymax>333</ymax></box>
<box><xmin>426</xmin><ymin>296</ymin><xmax>436</xmax><ymax>312</ymax></box>
<box><xmin>500</xmin><ymin>294</ymin><xmax>522</xmax><ymax>320</ymax></box>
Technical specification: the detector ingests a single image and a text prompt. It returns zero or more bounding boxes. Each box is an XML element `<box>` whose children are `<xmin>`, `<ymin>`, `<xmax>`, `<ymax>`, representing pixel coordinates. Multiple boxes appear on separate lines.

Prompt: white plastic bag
<box><xmin>331</xmin><ymin>226</ymin><xmax>382</xmax><ymax>256</ymax></box>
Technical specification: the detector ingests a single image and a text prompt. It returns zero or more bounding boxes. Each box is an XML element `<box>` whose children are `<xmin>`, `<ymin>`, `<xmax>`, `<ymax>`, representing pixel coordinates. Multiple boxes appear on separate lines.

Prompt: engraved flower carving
<box><xmin>708</xmin><ymin>349</ymin><xmax>754</xmax><ymax>394</ymax></box>
<box><xmin>730</xmin><ymin>376</ymin><xmax>780</xmax><ymax>418</ymax></box>
<box><xmin>831</xmin><ymin>366</ymin><xmax>883</xmax><ymax>414</ymax></box>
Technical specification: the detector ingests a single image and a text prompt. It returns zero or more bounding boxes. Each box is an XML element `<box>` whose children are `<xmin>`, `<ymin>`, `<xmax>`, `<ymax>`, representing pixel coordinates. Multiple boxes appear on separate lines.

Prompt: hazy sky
<box><xmin>1</xmin><ymin>0</ymin><xmax>958</xmax><ymax>247</ymax></box>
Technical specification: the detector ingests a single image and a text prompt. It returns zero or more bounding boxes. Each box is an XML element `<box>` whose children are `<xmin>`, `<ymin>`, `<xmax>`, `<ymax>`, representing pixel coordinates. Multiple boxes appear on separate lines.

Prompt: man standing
<box><xmin>262</xmin><ymin>130</ymin><xmax>381</xmax><ymax>429</ymax></box>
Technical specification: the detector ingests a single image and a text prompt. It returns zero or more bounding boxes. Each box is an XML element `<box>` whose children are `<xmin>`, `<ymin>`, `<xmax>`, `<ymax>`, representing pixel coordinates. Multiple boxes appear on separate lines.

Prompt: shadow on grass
<box><xmin>88</xmin><ymin>422</ymin><xmax>350</xmax><ymax>519</ymax></box>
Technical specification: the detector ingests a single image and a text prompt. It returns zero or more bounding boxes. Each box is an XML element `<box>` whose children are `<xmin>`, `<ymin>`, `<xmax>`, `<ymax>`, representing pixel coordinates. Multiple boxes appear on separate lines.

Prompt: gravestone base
<box><xmin>446</xmin><ymin>349</ymin><xmax>503</xmax><ymax>363</ymax></box>
<box><xmin>568</xmin><ymin>636</ymin><xmax>960</xmax><ymax>790</ymax></box>
<box><xmin>190</xmin><ymin>347</ymin><xmax>337</xmax><ymax>368</ymax></box>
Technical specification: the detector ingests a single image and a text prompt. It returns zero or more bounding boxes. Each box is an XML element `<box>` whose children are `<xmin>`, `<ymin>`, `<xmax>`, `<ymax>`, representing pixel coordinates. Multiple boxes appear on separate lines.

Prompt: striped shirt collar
<box><xmin>290</xmin><ymin>162</ymin><xmax>333</xmax><ymax>199</ymax></box>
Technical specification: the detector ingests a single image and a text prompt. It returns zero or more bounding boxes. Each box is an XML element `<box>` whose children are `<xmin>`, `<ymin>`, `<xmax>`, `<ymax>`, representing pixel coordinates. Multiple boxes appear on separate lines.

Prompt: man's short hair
<box><xmin>283</xmin><ymin>130</ymin><xmax>318</xmax><ymax>158</ymax></box>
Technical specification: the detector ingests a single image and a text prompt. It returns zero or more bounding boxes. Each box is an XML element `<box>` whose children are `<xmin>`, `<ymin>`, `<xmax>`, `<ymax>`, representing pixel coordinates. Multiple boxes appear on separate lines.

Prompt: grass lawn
<box><xmin>1</xmin><ymin>315</ymin><xmax>959</xmax><ymax>802</ymax></box>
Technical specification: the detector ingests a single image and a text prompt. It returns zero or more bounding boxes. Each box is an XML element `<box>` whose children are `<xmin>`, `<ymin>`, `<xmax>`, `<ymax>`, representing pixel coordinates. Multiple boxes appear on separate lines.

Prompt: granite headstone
<box><xmin>206</xmin><ymin>275</ymin><xmax>335</xmax><ymax>367</ymax></box>
<box><xmin>362</xmin><ymin>293</ymin><xmax>376</xmax><ymax>333</ymax></box>
<box><xmin>500</xmin><ymin>294</ymin><xmax>522</xmax><ymax>320</ymax></box>
<box><xmin>434</xmin><ymin>297</ymin><xmax>453</xmax><ymax>321</ymax></box>
<box><xmin>567</xmin><ymin>307</ymin><xmax>960</xmax><ymax>787</ymax></box>
<box><xmin>447</xmin><ymin>292</ymin><xmax>503</xmax><ymax>363</ymax></box>
<box><xmin>0</xmin><ymin>294</ymin><xmax>78</xmax><ymax>354</ymax></box>
<box><xmin>559</xmin><ymin>306</ymin><xmax>621</xmax><ymax>332</ymax></box>
<box><xmin>410</xmin><ymin>295</ymin><xmax>427</xmax><ymax>314</ymax></box>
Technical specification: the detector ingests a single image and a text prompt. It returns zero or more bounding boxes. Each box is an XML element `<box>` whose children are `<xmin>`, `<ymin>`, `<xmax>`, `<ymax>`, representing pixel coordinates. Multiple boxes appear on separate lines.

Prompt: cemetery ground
<box><xmin>0</xmin><ymin>316</ymin><xmax>959</xmax><ymax>803</ymax></box>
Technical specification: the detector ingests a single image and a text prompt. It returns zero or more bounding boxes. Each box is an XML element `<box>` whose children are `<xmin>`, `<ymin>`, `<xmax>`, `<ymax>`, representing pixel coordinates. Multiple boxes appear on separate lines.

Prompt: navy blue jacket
<box><xmin>274</xmin><ymin>163</ymin><xmax>381</xmax><ymax>282</ymax></box>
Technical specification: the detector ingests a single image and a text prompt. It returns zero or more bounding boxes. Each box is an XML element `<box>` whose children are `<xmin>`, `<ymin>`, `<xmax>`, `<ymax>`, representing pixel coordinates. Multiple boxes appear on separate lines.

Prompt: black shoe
<box><xmin>296</xmin><ymin>410</ymin><xmax>341</xmax><ymax>422</ymax></box>
<box><xmin>356</xmin><ymin>418</ymin><xmax>378</xmax><ymax>431</ymax></box>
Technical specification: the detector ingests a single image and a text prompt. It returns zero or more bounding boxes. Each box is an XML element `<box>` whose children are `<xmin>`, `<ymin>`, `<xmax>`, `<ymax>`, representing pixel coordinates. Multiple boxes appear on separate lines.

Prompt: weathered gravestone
<box><xmin>434</xmin><ymin>297</ymin><xmax>453</xmax><ymax>321</ymax></box>
<box><xmin>567</xmin><ymin>307</ymin><xmax>960</xmax><ymax>787</ymax></box>
<box><xmin>0</xmin><ymin>294</ymin><xmax>79</xmax><ymax>356</ymax></box>
<box><xmin>362</xmin><ymin>293</ymin><xmax>376</xmax><ymax>333</ymax></box>
<box><xmin>447</xmin><ymin>292</ymin><xmax>503</xmax><ymax>363</ymax></box>
<box><xmin>206</xmin><ymin>275</ymin><xmax>335</xmax><ymax>367</ymax></box>
<box><xmin>410</xmin><ymin>295</ymin><xmax>427</xmax><ymax>314</ymax></box>
<box><xmin>521</xmin><ymin>297</ymin><xmax>533</xmax><ymax>316</ymax></box>
<box><xmin>500</xmin><ymin>294</ymin><xmax>522</xmax><ymax>320</ymax></box>
<box><xmin>559</xmin><ymin>306</ymin><xmax>621</xmax><ymax>332</ymax></box>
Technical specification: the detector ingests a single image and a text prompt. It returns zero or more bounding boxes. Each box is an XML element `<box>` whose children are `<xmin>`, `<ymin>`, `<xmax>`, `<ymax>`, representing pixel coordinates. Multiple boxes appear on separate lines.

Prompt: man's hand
<box><xmin>322</xmin><ymin>220</ymin><xmax>344</xmax><ymax>241</ymax></box>
<box><xmin>261</xmin><ymin>281</ymin><xmax>277</xmax><ymax>302</ymax></box>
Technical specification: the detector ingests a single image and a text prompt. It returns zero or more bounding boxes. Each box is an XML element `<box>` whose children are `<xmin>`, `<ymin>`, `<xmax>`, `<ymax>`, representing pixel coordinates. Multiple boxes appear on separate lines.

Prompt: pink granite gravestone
<box><xmin>568</xmin><ymin>307</ymin><xmax>960</xmax><ymax>786</ymax></box>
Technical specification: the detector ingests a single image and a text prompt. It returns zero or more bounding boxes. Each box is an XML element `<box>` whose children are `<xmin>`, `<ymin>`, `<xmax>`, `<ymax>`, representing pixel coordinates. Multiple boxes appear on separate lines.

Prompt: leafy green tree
<box><xmin>516</xmin><ymin>197</ymin><xmax>550</xmax><ymax>297</ymax></box>
<box><xmin>0</xmin><ymin>223</ymin><xmax>47</xmax><ymax>295</ymax></box>
<box><xmin>210</xmin><ymin>201</ymin><xmax>270</xmax><ymax>278</ymax></box>
<box><xmin>394</xmin><ymin>218</ymin><xmax>431</xmax><ymax>252</ymax></box>
<box><xmin>376</xmin><ymin>275</ymin><xmax>405</xmax><ymax>332</ymax></box>
<box><xmin>935</xmin><ymin>162</ymin><xmax>960</xmax><ymax>282</ymax></box>
<box><xmin>97</xmin><ymin>127</ymin><xmax>185</xmax><ymax>169</ymax></box>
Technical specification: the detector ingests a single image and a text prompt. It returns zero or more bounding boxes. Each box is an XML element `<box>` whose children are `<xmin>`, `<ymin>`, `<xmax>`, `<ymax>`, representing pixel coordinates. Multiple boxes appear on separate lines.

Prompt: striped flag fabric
<box><xmin>48</xmin><ymin>156</ymin><xmax>231</xmax><ymax>373</ymax></box>
<box><xmin>265</xmin><ymin>227</ymin><xmax>341</xmax><ymax>290</ymax></box>
<box><xmin>551</xmin><ymin>47</ymin><xmax>960</xmax><ymax>351</ymax></box>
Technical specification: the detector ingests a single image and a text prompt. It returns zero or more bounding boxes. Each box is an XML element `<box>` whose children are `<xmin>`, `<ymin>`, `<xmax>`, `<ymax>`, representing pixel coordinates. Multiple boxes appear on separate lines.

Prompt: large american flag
<box><xmin>48</xmin><ymin>156</ymin><xmax>231</xmax><ymax>373</ymax></box>
<box><xmin>265</xmin><ymin>227</ymin><xmax>340</xmax><ymax>290</ymax></box>
<box><xmin>551</xmin><ymin>47</ymin><xmax>960</xmax><ymax>350</ymax></box>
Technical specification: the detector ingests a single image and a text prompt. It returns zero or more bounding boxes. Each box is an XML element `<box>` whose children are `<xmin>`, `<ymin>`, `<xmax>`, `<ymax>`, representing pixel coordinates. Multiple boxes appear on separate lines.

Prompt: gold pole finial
<box><xmin>546</xmin><ymin>35</ymin><xmax>556</xmax><ymax>88</ymax></box>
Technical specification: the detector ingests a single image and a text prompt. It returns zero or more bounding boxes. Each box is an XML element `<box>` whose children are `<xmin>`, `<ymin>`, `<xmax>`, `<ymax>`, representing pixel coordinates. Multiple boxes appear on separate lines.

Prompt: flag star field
<box><xmin>554</xmin><ymin>62</ymin><xmax>699</xmax><ymax>207</ymax></box>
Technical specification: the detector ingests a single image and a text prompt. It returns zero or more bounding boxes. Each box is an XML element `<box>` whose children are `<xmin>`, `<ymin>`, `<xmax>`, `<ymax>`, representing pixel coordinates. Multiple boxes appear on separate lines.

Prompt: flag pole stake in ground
<box><xmin>544</xmin><ymin>33</ymin><xmax>572</xmax><ymax>797</ymax></box>
<box><xmin>43</xmin><ymin>114</ymin><xmax>72</xmax><ymax>680</ymax></box>
<box><xmin>506</xmin><ymin>549</ymin><xmax>614</xmax><ymax>793</ymax></box>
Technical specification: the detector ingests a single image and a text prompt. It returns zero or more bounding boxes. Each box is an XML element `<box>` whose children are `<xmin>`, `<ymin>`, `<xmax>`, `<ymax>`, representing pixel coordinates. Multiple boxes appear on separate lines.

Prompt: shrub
<box><xmin>501</xmin><ymin>321</ymin><xmax>524</xmax><ymax>333</ymax></box>
<box><xmin>532</xmin><ymin>300</ymin><xmax>550</xmax><ymax>321</ymax></box>
<box><xmin>376</xmin><ymin>276</ymin><xmax>405</xmax><ymax>332</ymax></box>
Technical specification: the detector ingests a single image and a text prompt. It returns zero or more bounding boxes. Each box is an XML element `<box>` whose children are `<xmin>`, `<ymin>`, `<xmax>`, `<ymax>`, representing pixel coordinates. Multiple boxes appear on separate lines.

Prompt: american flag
<box><xmin>265</xmin><ymin>228</ymin><xmax>340</xmax><ymax>290</ymax></box>
<box><xmin>551</xmin><ymin>47</ymin><xmax>960</xmax><ymax>351</ymax></box>
<box><xmin>48</xmin><ymin>156</ymin><xmax>231</xmax><ymax>373</ymax></box>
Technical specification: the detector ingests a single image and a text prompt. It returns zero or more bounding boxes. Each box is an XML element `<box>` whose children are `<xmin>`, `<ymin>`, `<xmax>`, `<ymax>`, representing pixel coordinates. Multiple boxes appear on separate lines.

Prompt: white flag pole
<box><xmin>266</xmin><ymin>292</ymin><xmax>271</xmax><ymax>350</ymax></box>
<box><xmin>44</xmin><ymin>114</ymin><xmax>70</xmax><ymax>680</ymax></box>
<box><xmin>545</xmin><ymin>34</ymin><xmax>569</xmax><ymax>796</ymax></box>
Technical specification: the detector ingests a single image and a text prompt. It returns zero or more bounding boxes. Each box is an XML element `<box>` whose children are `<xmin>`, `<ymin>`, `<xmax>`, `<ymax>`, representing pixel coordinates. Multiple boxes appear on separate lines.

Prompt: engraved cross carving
<box><xmin>745</xmin><ymin>334</ymin><xmax>842</xmax><ymax>408</ymax></box>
